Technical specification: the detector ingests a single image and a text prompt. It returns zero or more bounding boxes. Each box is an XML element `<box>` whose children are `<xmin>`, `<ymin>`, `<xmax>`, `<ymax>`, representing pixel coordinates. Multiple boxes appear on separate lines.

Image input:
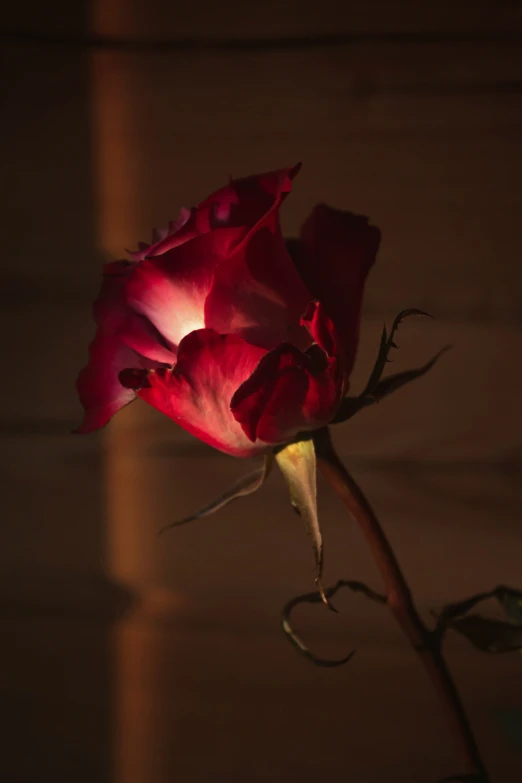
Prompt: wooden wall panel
<box><xmin>3</xmin><ymin>8</ymin><xmax>522</xmax><ymax>782</ymax></box>
<box><xmin>5</xmin><ymin>1</ymin><xmax>522</xmax><ymax>38</ymax></box>
<box><xmin>94</xmin><ymin>0</ymin><xmax>522</xmax><ymax>39</ymax></box>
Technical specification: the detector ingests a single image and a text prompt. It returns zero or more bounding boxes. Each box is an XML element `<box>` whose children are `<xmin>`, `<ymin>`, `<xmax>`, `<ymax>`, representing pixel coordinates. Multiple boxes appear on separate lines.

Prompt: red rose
<box><xmin>76</xmin><ymin>165</ymin><xmax>380</xmax><ymax>457</ymax></box>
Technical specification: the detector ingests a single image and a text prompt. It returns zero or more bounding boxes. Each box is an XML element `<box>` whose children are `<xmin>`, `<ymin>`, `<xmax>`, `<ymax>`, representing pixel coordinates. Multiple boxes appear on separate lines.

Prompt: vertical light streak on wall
<box><xmin>89</xmin><ymin>49</ymin><xmax>156</xmax><ymax>588</ymax></box>
<box><xmin>90</xmin><ymin>5</ymin><xmax>164</xmax><ymax>783</ymax></box>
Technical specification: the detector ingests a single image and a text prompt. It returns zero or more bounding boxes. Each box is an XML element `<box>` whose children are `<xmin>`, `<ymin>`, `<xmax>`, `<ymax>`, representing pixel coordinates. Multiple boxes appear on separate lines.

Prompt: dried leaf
<box><xmin>158</xmin><ymin>454</ymin><xmax>272</xmax><ymax>535</ymax></box>
<box><xmin>275</xmin><ymin>439</ymin><xmax>333</xmax><ymax>609</ymax></box>
<box><xmin>281</xmin><ymin>579</ymin><xmax>385</xmax><ymax>667</ymax></box>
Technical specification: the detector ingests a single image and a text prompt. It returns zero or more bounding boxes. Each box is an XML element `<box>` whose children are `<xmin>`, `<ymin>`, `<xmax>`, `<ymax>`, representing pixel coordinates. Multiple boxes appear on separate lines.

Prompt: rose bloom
<box><xmin>76</xmin><ymin>165</ymin><xmax>380</xmax><ymax>457</ymax></box>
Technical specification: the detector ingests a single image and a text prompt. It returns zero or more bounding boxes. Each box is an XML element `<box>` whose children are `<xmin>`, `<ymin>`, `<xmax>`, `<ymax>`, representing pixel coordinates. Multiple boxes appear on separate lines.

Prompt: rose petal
<box><xmin>118</xmin><ymin>312</ymin><xmax>177</xmax><ymax>364</ymax></box>
<box><xmin>231</xmin><ymin>337</ymin><xmax>341</xmax><ymax>445</ymax></box>
<box><xmin>75</xmin><ymin>334</ymin><xmax>161</xmax><ymax>433</ymax></box>
<box><xmin>126</xmin><ymin>227</ymin><xmax>245</xmax><ymax>350</ymax></box>
<box><xmin>211</xmin><ymin>164</ymin><xmax>300</xmax><ymax>235</ymax></box>
<box><xmin>145</xmin><ymin>165</ymin><xmax>300</xmax><ymax>259</ymax></box>
<box><xmin>289</xmin><ymin>204</ymin><xmax>380</xmax><ymax>375</ymax></box>
<box><xmin>92</xmin><ymin>260</ymin><xmax>176</xmax><ymax>364</ymax></box>
<box><xmin>137</xmin><ymin>329</ymin><xmax>268</xmax><ymax>457</ymax></box>
<box><xmin>205</xmin><ymin>226</ymin><xmax>312</xmax><ymax>351</ymax></box>
<box><xmin>129</xmin><ymin>207</ymin><xmax>193</xmax><ymax>261</ymax></box>
<box><xmin>92</xmin><ymin>260</ymin><xmax>135</xmax><ymax>332</ymax></box>
<box><xmin>300</xmin><ymin>300</ymin><xmax>338</xmax><ymax>358</ymax></box>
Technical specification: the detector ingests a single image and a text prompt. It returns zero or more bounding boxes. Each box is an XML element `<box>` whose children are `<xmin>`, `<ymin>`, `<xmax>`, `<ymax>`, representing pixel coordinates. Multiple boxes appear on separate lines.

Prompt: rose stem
<box><xmin>314</xmin><ymin>427</ymin><xmax>490</xmax><ymax>781</ymax></box>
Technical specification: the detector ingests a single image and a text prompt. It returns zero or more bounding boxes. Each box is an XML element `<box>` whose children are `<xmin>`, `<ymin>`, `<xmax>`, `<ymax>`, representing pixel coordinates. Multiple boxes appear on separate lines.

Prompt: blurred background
<box><xmin>2</xmin><ymin>1</ymin><xmax>522</xmax><ymax>781</ymax></box>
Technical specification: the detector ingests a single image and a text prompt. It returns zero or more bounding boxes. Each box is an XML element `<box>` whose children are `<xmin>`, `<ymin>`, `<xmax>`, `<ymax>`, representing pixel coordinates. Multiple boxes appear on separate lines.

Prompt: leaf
<box><xmin>361</xmin><ymin>323</ymin><xmax>389</xmax><ymax>397</ymax></box>
<box><xmin>449</xmin><ymin>615</ymin><xmax>522</xmax><ymax>653</ymax></box>
<box><xmin>435</xmin><ymin>585</ymin><xmax>522</xmax><ymax>653</ymax></box>
<box><xmin>332</xmin><ymin>308</ymin><xmax>443</xmax><ymax>425</ymax></box>
<box><xmin>275</xmin><ymin>439</ymin><xmax>333</xmax><ymax>609</ymax></box>
<box><xmin>362</xmin><ymin>308</ymin><xmax>432</xmax><ymax>398</ymax></box>
<box><xmin>281</xmin><ymin>579</ymin><xmax>385</xmax><ymax>667</ymax></box>
<box><xmin>370</xmin><ymin>345</ymin><xmax>451</xmax><ymax>401</ymax></box>
<box><xmin>496</xmin><ymin>585</ymin><xmax>522</xmax><ymax>625</ymax></box>
<box><xmin>334</xmin><ymin>346</ymin><xmax>450</xmax><ymax>423</ymax></box>
<box><xmin>438</xmin><ymin>775</ymin><xmax>487</xmax><ymax>782</ymax></box>
<box><xmin>435</xmin><ymin>589</ymin><xmax>500</xmax><ymax>630</ymax></box>
<box><xmin>158</xmin><ymin>454</ymin><xmax>272</xmax><ymax>535</ymax></box>
<box><xmin>493</xmin><ymin>707</ymin><xmax>522</xmax><ymax>753</ymax></box>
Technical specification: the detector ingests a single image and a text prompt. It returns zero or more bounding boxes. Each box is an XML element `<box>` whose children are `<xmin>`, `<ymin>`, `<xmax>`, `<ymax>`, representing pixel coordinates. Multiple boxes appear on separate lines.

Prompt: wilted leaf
<box><xmin>281</xmin><ymin>579</ymin><xmax>385</xmax><ymax>667</ymax></box>
<box><xmin>449</xmin><ymin>615</ymin><xmax>522</xmax><ymax>653</ymax></box>
<box><xmin>158</xmin><ymin>454</ymin><xmax>272</xmax><ymax>535</ymax></box>
<box><xmin>275</xmin><ymin>439</ymin><xmax>332</xmax><ymax>608</ymax></box>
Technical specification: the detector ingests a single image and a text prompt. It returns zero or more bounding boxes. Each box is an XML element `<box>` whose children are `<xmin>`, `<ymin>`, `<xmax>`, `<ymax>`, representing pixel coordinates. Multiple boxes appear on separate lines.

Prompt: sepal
<box><xmin>158</xmin><ymin>454</ymin><xmax>272</xmax><ymax>535</ymax></box>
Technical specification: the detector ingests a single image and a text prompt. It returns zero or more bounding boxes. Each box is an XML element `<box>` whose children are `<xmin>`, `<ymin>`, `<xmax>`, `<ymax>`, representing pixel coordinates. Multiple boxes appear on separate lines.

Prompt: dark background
<box><xmin>2</xmin><ymin>1</ymin><xmax>522</xmax><ymax>781</ymax></box>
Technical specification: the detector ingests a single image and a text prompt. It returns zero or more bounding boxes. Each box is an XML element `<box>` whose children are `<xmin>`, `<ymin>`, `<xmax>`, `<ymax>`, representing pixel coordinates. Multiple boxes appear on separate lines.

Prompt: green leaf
<box><xmin>158</xmin><ymin>454</ymin><xmax>272</xmax><ymax>535</ymax></box>
<box><xmin>275</xmin><ymin>439</ymin><xmax>332</xmax><ymax>609</ymax></box>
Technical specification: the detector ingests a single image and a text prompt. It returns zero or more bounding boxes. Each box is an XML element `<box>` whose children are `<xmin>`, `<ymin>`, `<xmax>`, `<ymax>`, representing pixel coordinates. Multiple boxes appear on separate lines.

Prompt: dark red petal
<box><xmin>205</xmin><ymin>226</ymin><xmax>313</xmax><ymax>351</ymax></box>
<box><xmin>145</xmin><ymin>165</ymin><xmax>300</xmax><ymax>258</ymax></box>
<box><xmin>300</xmin><ymin>300</ymin><xmax>338</xmax><ymax>358</ymax></box>
<box><xmin>231</xmin><ymin>345</ymin><xmax>308</xmax><ymax>442</ymax></box>
<box><xmin>91</xmin><ymin>260</ymin><xmax>176</xmax><ymax>364</ymax></box>
<box><xmin>92</xmin><ymin>260</ymin><xmax>136</xmax><ymax>331</ymax></box>
<box><xmin>116</xmin><ymin>312</ymin><xmax>177</xmax><ymax>364</ymax></box>
<box><xmin>216</xmin><ymin>164</ymin><xmax>300</xmax><ymax>234</ymax></box>
<box><xmin>231</xmin><ymin>340</ymin><xmax>342</xmax><ymax>445</ymax></box>
<box><xmin>119</xmin><ymin>368</ymin><xmax>151</xmax><ymax>390</ymax></box>
<box><xmin>137</xmin><ymin>329</ymin><xmax>268</xmax><ymax>457</ymax></box>
<box><xmin>290</xmin><ymin>204</ymin><xmax>381</xmax><ymax>376</ymax></box>
<box><xmin>75</xmin><ymin>334</ymin><xmax>160</xmax><ymax>434</ymax></box>
<box><xmin>129</xmin><ymin>207</ymin><xmax>193</xmax><ymax>260</ymax></box>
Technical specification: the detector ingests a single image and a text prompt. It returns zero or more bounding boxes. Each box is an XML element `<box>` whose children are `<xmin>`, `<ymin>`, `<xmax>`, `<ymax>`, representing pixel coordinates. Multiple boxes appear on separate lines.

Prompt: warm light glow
<box><xmin>90</xmin><ymin>5</ymin><xmax>179</xmax><ymax>783</ymax></box>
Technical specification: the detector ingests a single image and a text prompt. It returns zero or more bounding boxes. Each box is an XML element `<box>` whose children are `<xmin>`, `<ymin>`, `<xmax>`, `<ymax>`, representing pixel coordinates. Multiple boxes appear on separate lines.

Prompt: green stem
<box><xmin>314</xmin><ymin>427</ymin><xmax>490</xmax><ymax>781</ymax></box>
